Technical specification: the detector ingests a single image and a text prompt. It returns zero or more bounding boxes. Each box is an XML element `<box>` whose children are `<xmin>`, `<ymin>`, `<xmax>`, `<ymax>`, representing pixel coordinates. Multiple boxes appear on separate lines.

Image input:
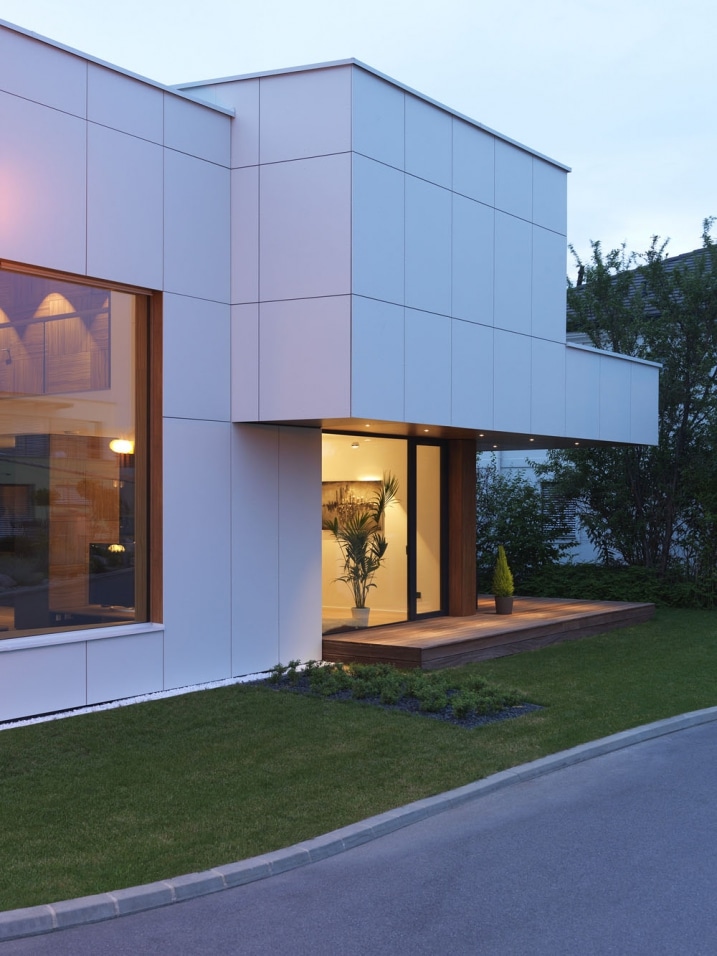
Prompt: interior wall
<box><xmin>321</xmin><ymin>433</ymin><xmax>407</xmax><ymax>614</ymax></box>
<box><xmin>415</xmin><ymin>444</ymin><xmax>441</xmax><ymax>613</ymax></box>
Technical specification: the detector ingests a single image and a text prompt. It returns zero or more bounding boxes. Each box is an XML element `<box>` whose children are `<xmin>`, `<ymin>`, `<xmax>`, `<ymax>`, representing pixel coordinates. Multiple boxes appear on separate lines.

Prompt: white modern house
<box><xmin>0</xmin><ymin>19</ymin><xmax>659</xmax><ymax>722</ymax></box>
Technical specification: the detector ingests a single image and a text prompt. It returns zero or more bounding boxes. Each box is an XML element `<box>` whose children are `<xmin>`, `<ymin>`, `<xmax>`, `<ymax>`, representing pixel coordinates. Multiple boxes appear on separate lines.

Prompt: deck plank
<box><xmin>322</xmin><ymin>597</ymin><xmax>655</xmax><ymax>669</ymax></box>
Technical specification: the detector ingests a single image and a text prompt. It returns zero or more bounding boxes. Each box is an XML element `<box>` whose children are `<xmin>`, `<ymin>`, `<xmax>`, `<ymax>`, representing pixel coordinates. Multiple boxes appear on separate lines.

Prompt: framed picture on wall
<box><xmin>321</xmin><ymin>480</ymin><xmax>384</xmax><ymax>532</ymax></box>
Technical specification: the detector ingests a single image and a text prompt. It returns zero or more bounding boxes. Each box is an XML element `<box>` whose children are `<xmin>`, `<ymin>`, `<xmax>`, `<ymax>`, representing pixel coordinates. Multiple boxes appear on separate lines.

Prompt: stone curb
<box><xmin>2</xmin><ymin>706</ymin><xmax>717</xmax><ymax>942</ymax></box>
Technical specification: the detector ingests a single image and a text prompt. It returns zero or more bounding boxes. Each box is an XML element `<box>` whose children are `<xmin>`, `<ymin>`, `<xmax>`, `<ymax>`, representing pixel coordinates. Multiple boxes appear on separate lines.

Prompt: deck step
<box><xmin>322</xmin><ymin>598</ymin><xmax>655</xmax><ymax>669</ymax></box>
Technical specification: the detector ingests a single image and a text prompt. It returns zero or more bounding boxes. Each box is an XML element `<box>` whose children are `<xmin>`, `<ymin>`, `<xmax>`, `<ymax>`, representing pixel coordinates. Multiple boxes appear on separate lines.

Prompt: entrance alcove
<box><xmin>321</xmin><ymin>432</ymin><xmax>445</xmax><ymax>632</ymax></box>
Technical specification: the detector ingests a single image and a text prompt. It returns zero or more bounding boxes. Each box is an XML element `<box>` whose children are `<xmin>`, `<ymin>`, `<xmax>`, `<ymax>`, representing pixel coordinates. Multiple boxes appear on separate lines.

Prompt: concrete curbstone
<box><xmin>211</xmin><ymin>859</ymin><xmax>272</xmax><ymax>888</ymax></box>
<box><xmin>0</xmin><ymin>905</ymin><xmax>56</xmax><ymax>942</ymax></box>
<box><xmin>265</xmin><ymin>847</ymin><xmax>311</xmax><ymax>875</ymax></box>
<box><xmin>108</xmin><ymin>881</ymin><xmax>177</xmax><ymax>915</ymax></box>
<box><xmin>169</xmin><ymin>872</ymin><xmax>226</xmax><ymax>901</ymax></box>
<box><xmin>51</xmin><ymin>894</ymin><xmax>117</xmax><ymax>928</ymax></box>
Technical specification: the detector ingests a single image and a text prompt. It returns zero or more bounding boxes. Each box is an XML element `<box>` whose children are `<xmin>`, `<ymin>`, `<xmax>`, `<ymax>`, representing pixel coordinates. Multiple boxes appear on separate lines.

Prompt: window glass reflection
<box><xmin>0</xmin><ymin>268</ymin><xmax>146</xmax><ymax>636</ymax></box>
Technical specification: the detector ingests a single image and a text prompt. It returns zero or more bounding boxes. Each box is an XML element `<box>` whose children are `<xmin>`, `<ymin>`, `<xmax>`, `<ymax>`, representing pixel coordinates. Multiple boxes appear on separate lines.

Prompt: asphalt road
<box><xmin>2</xmin><ymin>719</ymin><xmax>716</xmax><ymax>955</ymax></box>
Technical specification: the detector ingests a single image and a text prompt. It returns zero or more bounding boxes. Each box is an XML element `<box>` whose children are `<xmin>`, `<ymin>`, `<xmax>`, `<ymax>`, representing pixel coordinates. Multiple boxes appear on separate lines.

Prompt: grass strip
<box><xmin>0</xmin><ymin>607</ymin><xmax>715</xmax><ymax>910</ymax></box>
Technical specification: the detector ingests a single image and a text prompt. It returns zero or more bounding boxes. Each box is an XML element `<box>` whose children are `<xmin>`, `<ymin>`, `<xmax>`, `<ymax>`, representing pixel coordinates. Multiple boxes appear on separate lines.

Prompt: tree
<box><xmin>476</xmin><ymin>456</ymin><xmax>574</xmax><ymax>590</ymax></box>
<box><xmin>536</xmin><ymin>220</ymin><xmax>717</xmax><ymax>590</ymax></box>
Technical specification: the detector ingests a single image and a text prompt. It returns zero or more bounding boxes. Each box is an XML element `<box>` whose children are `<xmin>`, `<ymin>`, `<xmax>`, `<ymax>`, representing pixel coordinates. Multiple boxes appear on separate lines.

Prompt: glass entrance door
<box><xmin>413</xmin><ymin>443</ymin><xmax>443</xmax><ymax>615</ymax></box>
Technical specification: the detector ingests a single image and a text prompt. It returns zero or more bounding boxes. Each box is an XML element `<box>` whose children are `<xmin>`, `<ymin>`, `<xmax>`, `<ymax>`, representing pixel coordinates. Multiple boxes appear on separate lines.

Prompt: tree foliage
<box><xmin>535</xmin><ymin>220</ymin><xmax>717</xmax><ymax>598</ymax></box>
<box><xmin>476</xmin><ymin>456</ymin><xmax>574</xmax><ymax>591</ymax></box>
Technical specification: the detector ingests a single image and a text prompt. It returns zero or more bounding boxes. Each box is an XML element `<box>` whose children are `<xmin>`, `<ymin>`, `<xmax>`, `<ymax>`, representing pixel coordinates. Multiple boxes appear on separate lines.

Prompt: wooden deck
<box><xmin>322</xmin><ymin>596</ymin><xmax>655</xmax><ymax>669</ymax></box>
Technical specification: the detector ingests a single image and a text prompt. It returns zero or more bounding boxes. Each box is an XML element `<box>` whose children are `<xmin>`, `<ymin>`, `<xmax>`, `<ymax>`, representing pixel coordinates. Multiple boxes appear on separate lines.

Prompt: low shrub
<box><xmin>520</xmin><ymin>562</ymin><xmax>717</xmax><ymax>608</ymax></box>
<box><xmin>262</xmin><ymin>660</ymin><xmax>530</xmax><ymax>727</ymax></box>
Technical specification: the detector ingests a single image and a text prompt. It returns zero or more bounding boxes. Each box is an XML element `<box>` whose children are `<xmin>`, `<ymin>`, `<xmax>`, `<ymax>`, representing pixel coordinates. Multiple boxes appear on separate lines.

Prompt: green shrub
<box><xmin>521</xmin><ymin>562</ymin><xmax>717</xmax><ymax>608</ymax></box>
<box><xmin>266</xmin><ymin>661</ymin><xmax>529</xmax><ymax>723</ymax></box>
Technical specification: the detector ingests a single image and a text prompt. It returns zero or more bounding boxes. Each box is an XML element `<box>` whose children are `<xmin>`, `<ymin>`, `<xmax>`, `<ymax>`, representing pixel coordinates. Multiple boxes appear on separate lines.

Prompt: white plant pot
<box><xmin>351</xmin><ymin>607</ymin><xmax>370</xmax><ymax>628</ymax></box>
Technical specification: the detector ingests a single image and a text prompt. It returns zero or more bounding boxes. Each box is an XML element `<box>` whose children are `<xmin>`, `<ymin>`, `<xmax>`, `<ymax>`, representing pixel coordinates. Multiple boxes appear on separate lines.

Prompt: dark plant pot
<box><xmin>494</xmin><ymin>595</ymin><xmax>514</xmax><ymax>615</ymax></box>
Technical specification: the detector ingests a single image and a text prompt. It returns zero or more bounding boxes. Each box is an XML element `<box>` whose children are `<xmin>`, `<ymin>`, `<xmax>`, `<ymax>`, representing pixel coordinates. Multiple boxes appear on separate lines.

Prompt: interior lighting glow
<box><xmin>109</xmin><ymin>439</ymin><xmax>135</xmax><ymax>454</ymax></box>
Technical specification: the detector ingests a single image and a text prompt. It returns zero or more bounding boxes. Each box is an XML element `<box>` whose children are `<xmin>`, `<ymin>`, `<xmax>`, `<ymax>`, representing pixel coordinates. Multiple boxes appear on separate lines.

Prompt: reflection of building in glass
<box><xmin>0</xmin><ymin>269</ymin><xmax>144</xmax><ymax>634</ymax></box>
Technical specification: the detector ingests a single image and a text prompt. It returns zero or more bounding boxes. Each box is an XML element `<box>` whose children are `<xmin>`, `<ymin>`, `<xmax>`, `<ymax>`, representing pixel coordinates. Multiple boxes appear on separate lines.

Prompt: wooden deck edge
<box><xmin>421</xmin><ymin>606</ymin><xmax>656</xmax><ymax>668</ymax></box>
<box><xmin>322</xmin><ymin>639</ymin><xmax>422</xmax><ymax>668</ymax></box>
<box><xmin>324</xmin><ymin>602</ymin><xmax>656</xmax><ymax>670</ymax></box>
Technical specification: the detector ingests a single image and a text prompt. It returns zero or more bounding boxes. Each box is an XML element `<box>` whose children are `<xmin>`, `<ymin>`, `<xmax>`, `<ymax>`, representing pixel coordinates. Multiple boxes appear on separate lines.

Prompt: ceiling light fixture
<box><xmin>109</xmin><ymin>439</ymin><xmax>134</xmax><ymax>454</ymax></box>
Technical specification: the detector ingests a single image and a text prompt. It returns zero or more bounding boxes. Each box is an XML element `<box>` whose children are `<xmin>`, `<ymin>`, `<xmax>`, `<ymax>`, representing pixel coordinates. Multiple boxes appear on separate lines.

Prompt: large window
<box><xmin>321</xmin><ymin>432</ymin><xmax>446</xmax><ymax>632</ymax></box>
<box><xmin>0</xmin><ymin>265</ymin><xmax>149</xmax><ymax>637</ymax></box>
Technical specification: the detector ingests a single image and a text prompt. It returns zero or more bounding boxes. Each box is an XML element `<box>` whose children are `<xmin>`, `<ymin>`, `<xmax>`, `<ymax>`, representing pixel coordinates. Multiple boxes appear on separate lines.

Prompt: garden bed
<box><xmin>255</xmin><ymin>660</ymin><xmax>541</xmax><ymax>729</ymax></box>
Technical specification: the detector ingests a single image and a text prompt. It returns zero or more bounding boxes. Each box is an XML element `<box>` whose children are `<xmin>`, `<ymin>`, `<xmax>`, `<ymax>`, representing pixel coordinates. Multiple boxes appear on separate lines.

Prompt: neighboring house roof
<box><xmin>568</xmin><ymin>244</ymin><xmax>713</xmax><ymax>348</ymax></box>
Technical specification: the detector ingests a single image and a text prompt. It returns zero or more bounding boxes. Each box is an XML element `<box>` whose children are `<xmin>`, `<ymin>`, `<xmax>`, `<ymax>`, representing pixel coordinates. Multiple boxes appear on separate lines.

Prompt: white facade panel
<box><xmin>0</xmin><ymin>91</ymin><xmax>87</xmax><ymax>275</ymax></box>
<box><xmin>493</xmin><ymin>329</ymin><xmax>531</xmax><ymax>432</ymax></box>
<box><xmin>451</xmin><ymin>319</ymin><xmax>494</xmax><ymax>429</ymax></box>
<box><xmin>163</xmin><ymin>294</ymin><xmax>230</xmax><ymax>421</ymax></box>
<box><xmin>630</xmin><ymin>361</ymin><xmax>660</xmax><ymax>445</ymax></box>
<box><xmin>231</xmin><ymin>165</ymin><xmax>260</xmax><ymax>304</ymax></box>
<box><xmin>259</xmin><ymin>296</ymin><xmax>352</xmax><ymax>421</ymax></box>
<box><xmin>231</xmin><ymin>303</ymin><xmax>260</xmax><ymax>422</ymax></box>
<box><xmin>352</xmin><ymin>68</ymin><xmax>405</xmax><ymax>169</ymax></box>
<box><xmin>87</xmin><ymin>124</ymin><xmax>164</xmax><ymax>288</ymax></box>
<box><xmin>258</xmin><ymin>66</ymin><xmax>352</xmax><ymax>164</ymax></box>
<box><xmin>532</xmin><ymin>159</ymin><xmax>568</xmax><ymax>235</ymax></box>
<box><xmin>259</xmin><ymin>154</ymin><xmax>352</xmax><ymax>302</ymax></box>
<box><xmin>164</xmin><ymin>92</ymin><xmax>231</xmax><ymax>166</ymax></box>
<box><xmin>0</xmin><ymin>25</ymin><xmax>86</xmax><ymax>116</ymax></box>
<box><xmin>531</xmin><ymin>225</ymin><xmax>567</xmax><ymax>343</ymax></box>
<box><xmin>494</xmin><ymin>140</ymin><xmax>533</xmax><ymax>221</ymax></box>
<box><xmin>86</xmin><ymin>631</ymin><xmax>165</xmax><ymax>704</ymax></box>
<box><xmin>231</xmin><ymin>424</ymin><xmax>280</xmax><ymax>674</ymax></box>
<box><xmin>494</xmin><ymin>211</ymin><xmax>532</xmax><ymax>335</ymax></box>
<box><xmin>565</xmin><ymin>347</ymin><xmax>601</xmax><ymax>439</ymax></box>
<box><xmin>451</xmin><ymin>194</ymin><xmax>494</xmax><ymax>324</ymax></box>
<box><xmin>88</xmin><ymin>64</ymin><xmax>164</xmax><ymax>143</ymax></box>
<box><xmin>0</xmin><ymin>642</ymin><xmax>86</xmax><ymax>722</ymax></box>
<box><xmin>405</xmin><ymin>176</ymin><xmax>452</xmax><ymax>316</ymax></box>
<box><xmin>163</xmin><ymin>151</ymin><xmax>231</xmax><ymax>302</ymax></box>
<box><xmin>452</xmin><ymin>119</ymin><xmax>495</xmax><ymax>206</ymax></box>
<box><xmin>277</xmin><ymin>427</ymin><xmax>322</xmax><ymax>664</ymax></box>
<box><xmin>351</xmin><ymin>297</ymin><xmax>405</xmax><ymax>422</ymax></box>
<box><xmin>202</xmin><ymin>78</ymin><xmax>260</xmax><ymax>168</ymax></box>
<box><xmin>599</xmin><ymin>353</ymin><xmax>632</xmax><ymax>442</ymax></box>
<box><xmin>405</xmin><ymin>95</ymin><xmax>452</xmax><ymax>189</ymax></box>
<box><xmin>352</xmin><ymin>154</ymin><xmax>405</xmax><ymax>305</ymax></box>
<box><xmin>531</xmin><ymin>338</ymin><xmax>567</xmax><ymax>436</ymax></box>
<box><xmin>163</xmin><ymin>418</ymin><xmax>232</xmax><ymax>688</ymax></box>
<box><xmin>405</xmin><ymin>308</ymin><xmax>451</xmax><ymax>425</ymax></box>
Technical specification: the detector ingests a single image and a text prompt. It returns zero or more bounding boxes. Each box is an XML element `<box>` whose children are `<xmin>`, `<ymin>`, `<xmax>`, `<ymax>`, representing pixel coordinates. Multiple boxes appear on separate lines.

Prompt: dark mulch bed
<box><xmin>251</xmin><ymin>674</ymin><xmax>542</xmax><ymax>729</ymax></box>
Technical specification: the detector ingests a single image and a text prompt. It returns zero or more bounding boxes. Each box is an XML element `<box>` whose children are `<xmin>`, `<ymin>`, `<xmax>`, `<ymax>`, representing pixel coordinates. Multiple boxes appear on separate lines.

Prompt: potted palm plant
<box><xmin>492</xmin><ymin>544</ymin><xmax>514</xmax><ymax>615</ymax></box>
<box><xmin>323</xmin><ymin>472</ymin><xmax>399</xmax><ymax>627</ymax></box>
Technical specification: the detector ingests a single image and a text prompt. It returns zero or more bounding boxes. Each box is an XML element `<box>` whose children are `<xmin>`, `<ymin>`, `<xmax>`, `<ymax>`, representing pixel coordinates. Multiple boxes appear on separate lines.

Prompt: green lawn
<box><xmin>1</xmin><ymin>607</ymin><xmax>715</xmax><ymax>911</ymax></box>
